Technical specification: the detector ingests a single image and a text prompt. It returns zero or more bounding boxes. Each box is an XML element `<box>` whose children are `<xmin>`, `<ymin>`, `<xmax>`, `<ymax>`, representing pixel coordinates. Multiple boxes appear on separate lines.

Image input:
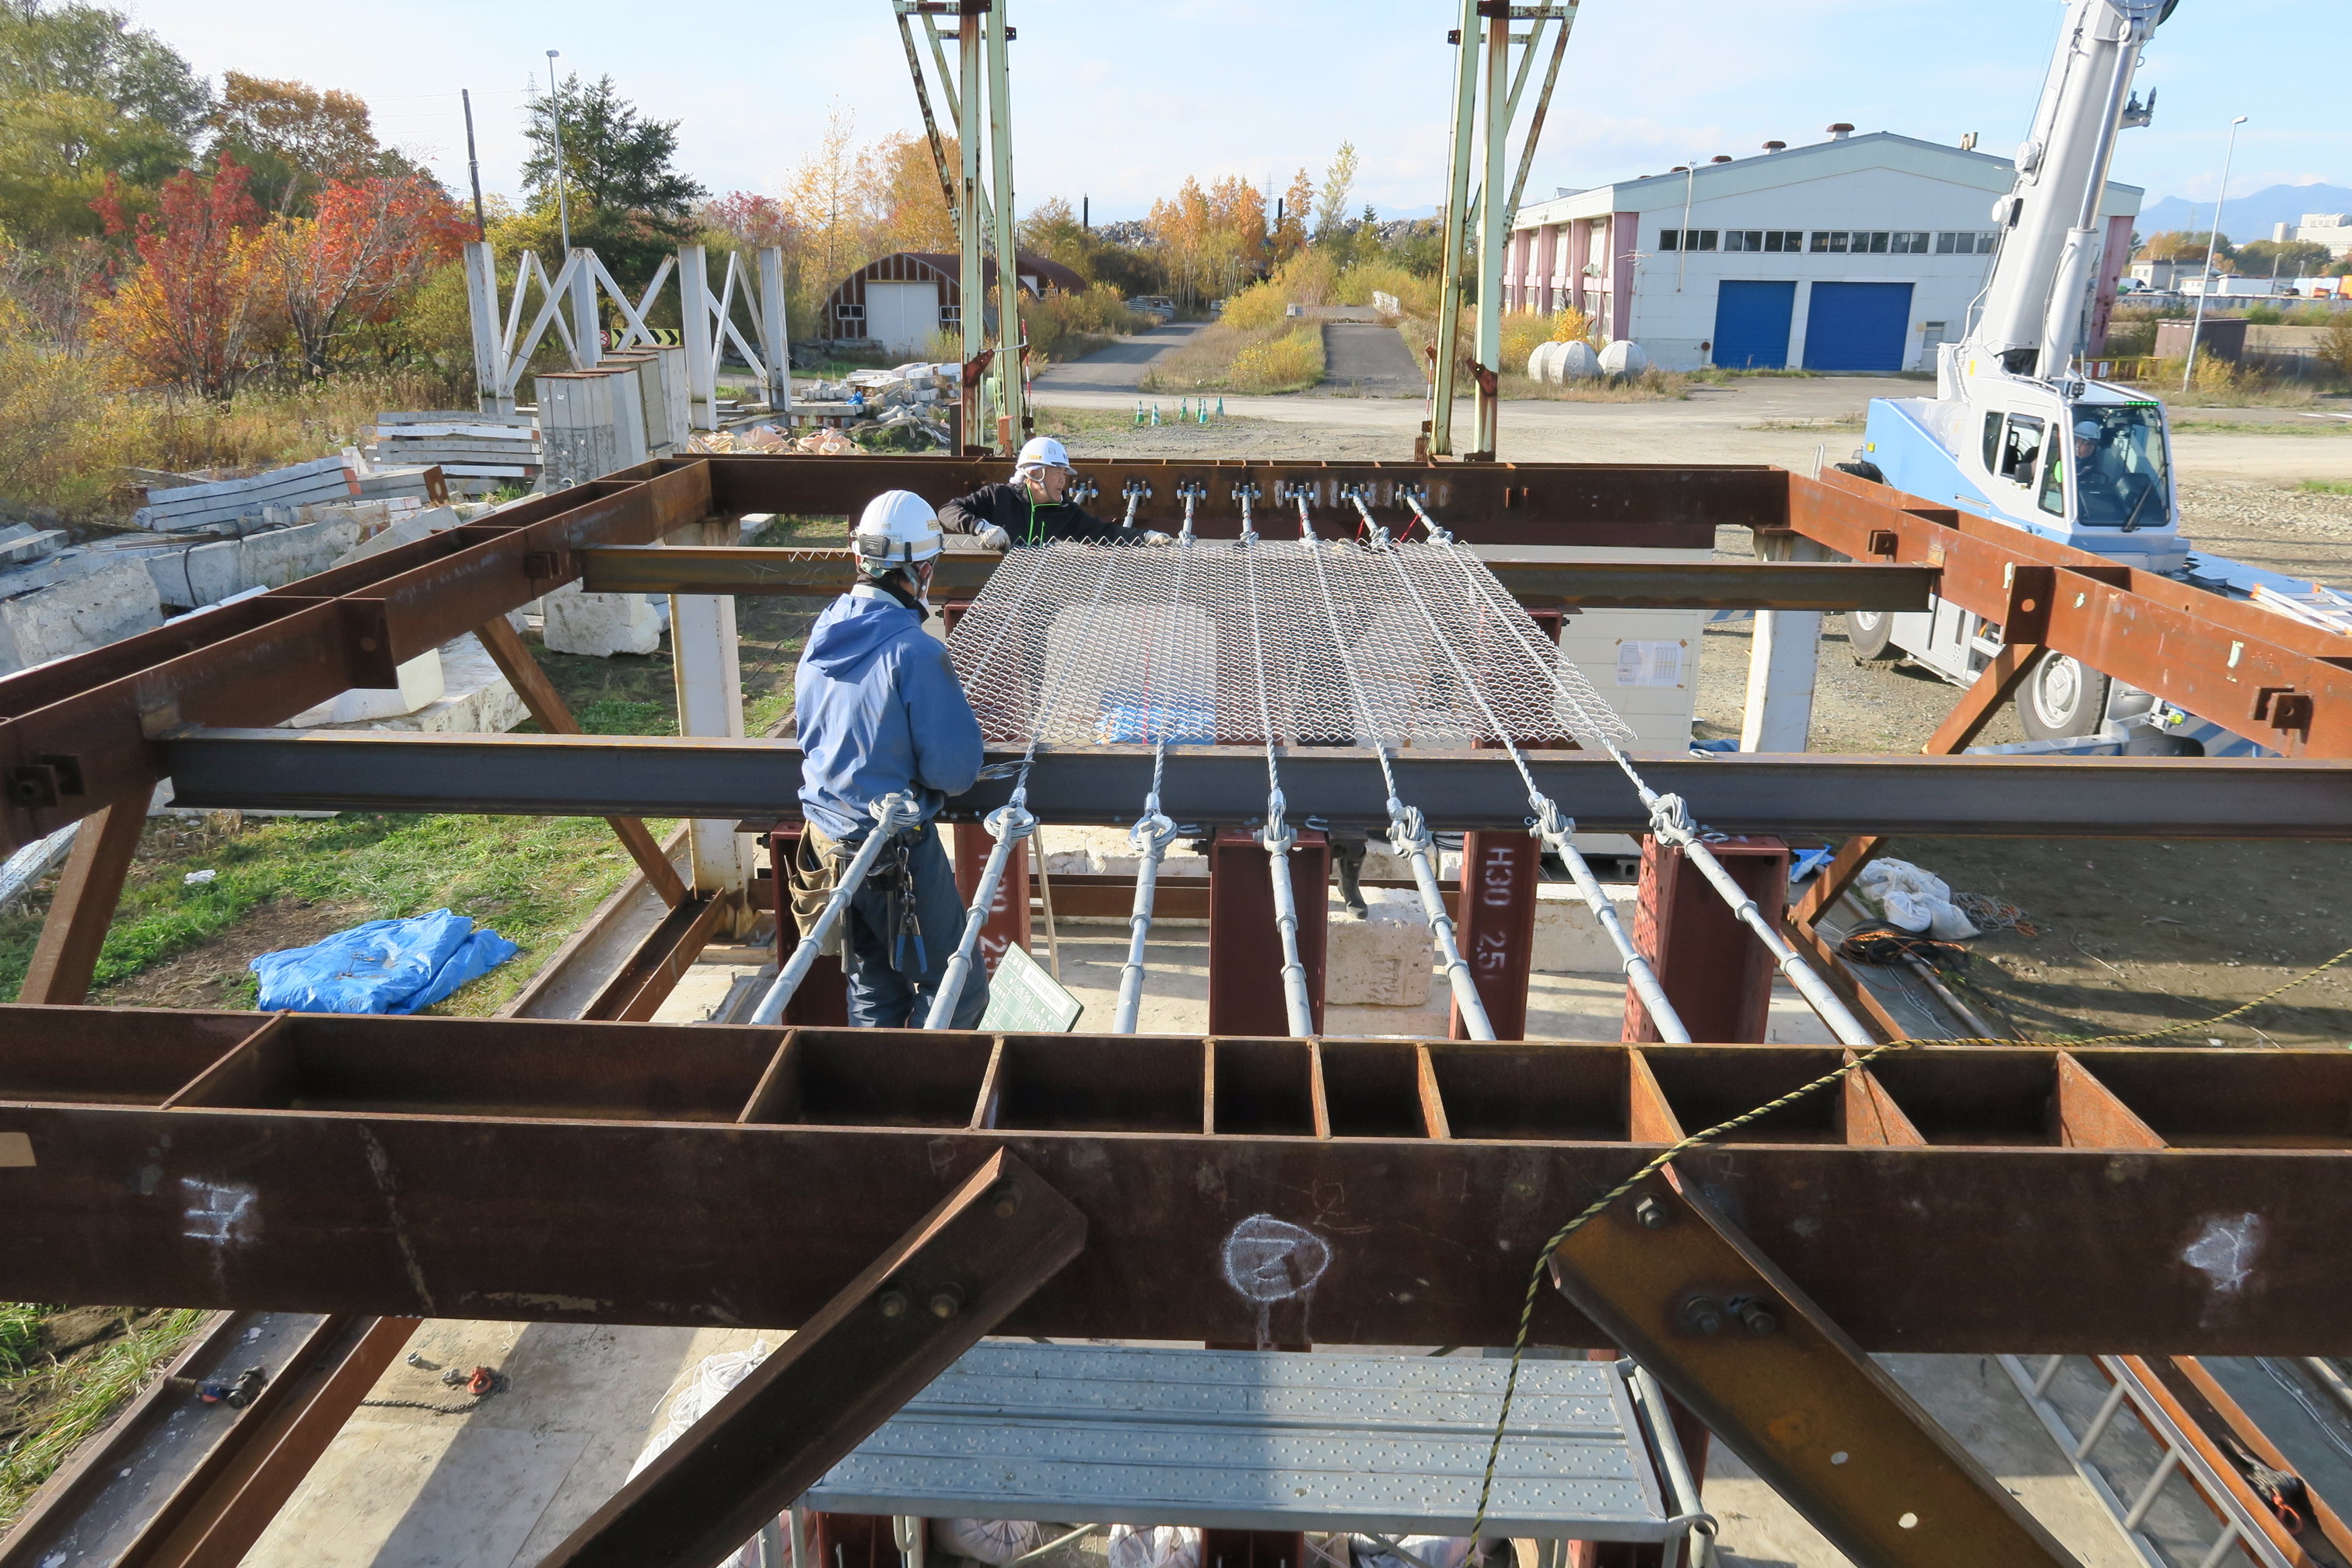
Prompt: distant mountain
<box><xmin>2136</xmin><ymin>183</ymin><xmax>2352</xmax><ymax>242</ymax></box>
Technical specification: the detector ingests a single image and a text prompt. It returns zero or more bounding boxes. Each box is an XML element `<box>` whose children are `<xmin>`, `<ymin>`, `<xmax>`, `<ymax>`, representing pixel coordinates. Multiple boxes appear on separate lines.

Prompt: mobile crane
<box><xmin>1846</xmin><ymin>0</ymin><xmax>2338</xmax><ymax>751</ymax></box>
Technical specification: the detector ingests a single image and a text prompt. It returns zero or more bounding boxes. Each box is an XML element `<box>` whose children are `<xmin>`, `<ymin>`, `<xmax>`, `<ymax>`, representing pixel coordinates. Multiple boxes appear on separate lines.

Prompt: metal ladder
<box><xmin>2000</xmin><ymin>1354</ymin><xmax>2290</xmax><ymax>1568</ymax></box>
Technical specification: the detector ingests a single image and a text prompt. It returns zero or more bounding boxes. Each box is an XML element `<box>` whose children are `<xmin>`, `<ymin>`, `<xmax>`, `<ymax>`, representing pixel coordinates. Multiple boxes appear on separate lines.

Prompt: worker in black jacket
<box><xmin>937</xmin><ymin>436</ymin><xmax>1168</xmax><ymax>547</ymax></box>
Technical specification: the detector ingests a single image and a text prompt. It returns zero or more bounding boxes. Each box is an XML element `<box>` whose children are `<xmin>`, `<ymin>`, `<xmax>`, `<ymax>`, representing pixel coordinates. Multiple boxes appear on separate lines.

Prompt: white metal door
<box><xmin>864</xmin><ymin>282</ymin><xmax>939</xmax><ymax>355</ymax></box>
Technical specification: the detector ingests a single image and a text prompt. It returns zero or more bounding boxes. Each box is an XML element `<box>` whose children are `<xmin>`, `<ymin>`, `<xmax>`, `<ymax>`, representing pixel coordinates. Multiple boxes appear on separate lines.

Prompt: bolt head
<box><xmin>877</xmin><ymin>1289</ymin><xmax>909</xmax><ymax>1319</ymax></box>
<box><xmin>989</xmin><ymin>1182</ymin><xmax>1024</xmax><ymax>1220</ymax></box>
<box><xmin>1633</xmin><ymin>1195</ymin><xmax>1670</xmax><ymax>1230</ymax></box>
<box><xmin>929</xmin><ymin>1289</ymin><xmax>963</xmax><ymax>1320</ymax></box>
<box><xmin>1734</xmin><ymin>1297</ymin><xmax>1780</xmax><ymax>1336</ymax></box>
<box><xmin>1681</xmin><ymin>1296</ymin><xmax>1725</xmax><ymax>1336</ymax></box>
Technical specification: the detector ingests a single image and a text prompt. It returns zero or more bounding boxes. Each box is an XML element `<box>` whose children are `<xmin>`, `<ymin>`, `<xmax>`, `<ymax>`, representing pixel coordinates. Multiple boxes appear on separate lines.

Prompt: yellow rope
<box><xmin>1461</xmin><ymin>938</ymin><xmax>2352</xmax><ymax>1542</ymax></box>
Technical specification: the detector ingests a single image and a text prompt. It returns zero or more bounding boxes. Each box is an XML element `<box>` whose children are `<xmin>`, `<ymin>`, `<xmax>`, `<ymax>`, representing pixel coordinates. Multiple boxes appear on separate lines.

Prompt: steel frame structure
<box><xmin>6</xmin><ymin>450</ymin><xmax>2352</xmax><ymax>1566</ymax></box>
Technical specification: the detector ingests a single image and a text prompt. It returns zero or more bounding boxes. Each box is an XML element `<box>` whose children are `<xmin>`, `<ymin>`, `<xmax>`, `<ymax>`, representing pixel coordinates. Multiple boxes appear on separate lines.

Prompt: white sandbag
<box><xmin>1927</xmin><ymin>901</ymin><xmax>1982</xmax><ymax>941</ymax></box>
<box><xmin>1878</xmin><ymin>887</ymin><xmax>1937</xmax><ymax>934</ymax></box>
<box><xmin>1856</xmin><ymin>857</ymin><xmax>1949</xmax><ymax>905</ymax></box>
<box><xmin>1597</xmin><ymin>340</ymin><xmax>1648</xmax><ymax>377</ymax></box>
<box><xmin>1856</xmin><ymin>857</ymin><xmax>1978</xmax><ymax>940</ymax></box>
<box><xmin>1351</xmin><ymin>1536</ymin><xmax>1474</xmax><ymax>1568</ymax></box>
<box><xmin>628</xmin><ymin>1342</ymin><xmax>775</xmax><ymax>1568</ymax></box>
<box><xmin>1558</xmin><ymin>340</ymin><xmax>1601</xmax><ymax>380</ymax></box>
<box><xmin>1109</xmin><ymin>1524</ymin><xmax>1202</xmax><ymax>1568</ymax></box>
<box><xmin>935</xmin><ymin>1518</ymin><xmax>1043</xmax><ymax>1565</ymax></box>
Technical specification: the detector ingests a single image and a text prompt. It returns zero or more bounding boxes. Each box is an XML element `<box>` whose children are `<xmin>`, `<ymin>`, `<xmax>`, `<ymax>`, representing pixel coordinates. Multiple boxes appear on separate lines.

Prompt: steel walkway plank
<box><xmin>805</xmin><ymin>1345</ymin><xmax>1676</xmax><ymax>1541</ymax></box>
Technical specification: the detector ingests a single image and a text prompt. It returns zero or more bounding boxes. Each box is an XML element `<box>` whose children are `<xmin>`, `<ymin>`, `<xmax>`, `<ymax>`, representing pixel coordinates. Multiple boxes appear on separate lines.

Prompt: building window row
<box><xmin>1659</xmin><ymin>228</ymin><xmax>1998</xmax><ymax>257</ymax></box>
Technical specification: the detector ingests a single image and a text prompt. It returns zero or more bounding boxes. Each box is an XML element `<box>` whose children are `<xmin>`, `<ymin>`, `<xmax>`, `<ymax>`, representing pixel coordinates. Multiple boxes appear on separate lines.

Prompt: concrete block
<box><xmin>239</xmin><ymin>512</ymin><xmax>370</xmax><ymax>589</ymax></box>
<box><xmin>1326</xmin><ymin>887</ymin><xmax>1437</xmax><ymax>1007</ymax></box>
<box><xmin>0</xmin><ymin>555</ymin><xmax>163</xmax><ymax>674</ymax></box>
<box><xmin>1533</xmin><ymin>881</ymin><xmax>1640</xmax><ymax>971</ymax></box>
<box><xmin>327</xmin><ymin>649</ymin><xmax>445</xmax><ymax>723</ymax></box>
<box><xmin>332</xmin><ymin>505</ymin><xmax>460</xmax><ymax>568</ymax></box>
<box><xmin>282</xmin><ymin>634</ymin><xmax>524</xmax><ymax>733</ymax></box>
<box><xmin>0</xmin><ymin>527</ymin><xmax>63</xmax><ymax>566</ymax></box>
<box><xmin>542</xmin><ymin>581</ymin><xmax>661</xmax><ymax>656</ymax></box>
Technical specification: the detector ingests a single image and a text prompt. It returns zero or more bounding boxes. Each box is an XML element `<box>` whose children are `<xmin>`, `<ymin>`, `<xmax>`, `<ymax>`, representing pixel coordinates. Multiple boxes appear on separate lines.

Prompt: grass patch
<box><xmin>2301</xmin><ymin>478</ymin><xmax>2352</xmax><ymax>495</ymax></box>
<box><xmin>1744</xmin><ymin>414</ymin><xmax>1869</xmax><ymax>432</ymax></box>
<box><xmin>0</xmin><ymin>1307</ymin><xmax>40</xmax><ymax>1378</ymax></box>
<box><xmin>1689</xmin><ymin>366</ymin><xmax>1825</xmax><ymax>382</ymax></box>
<box><xmin>1498</xmin><ymin>368</ymin><xmax>1692</xmax><ymax>402</ymax></box>
<box><xmin>0</xmin><ymin>1307</ymin><xmax>211</xmax><ymax>1530</ymax></box>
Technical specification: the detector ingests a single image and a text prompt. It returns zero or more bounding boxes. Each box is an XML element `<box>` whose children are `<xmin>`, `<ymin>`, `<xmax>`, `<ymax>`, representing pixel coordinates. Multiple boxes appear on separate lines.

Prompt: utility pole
<box><xmin>461</xmin><ymin>89</ymin><xmax>487</xmax><ymax>240</ymax></box>
<box><xmin>959</xmin><ymin>3</ymin><xmax>988</xmax><ymax>449</ymax></box>
<box><xmin>545</xmin><ymin>51</ymin><xmax>572</xmax><ymax>254</ymax></box>
<box><xmin>2183</xmin><ymin>115</ymin><xmax>2248</xmax><ymax>392</ymax></box>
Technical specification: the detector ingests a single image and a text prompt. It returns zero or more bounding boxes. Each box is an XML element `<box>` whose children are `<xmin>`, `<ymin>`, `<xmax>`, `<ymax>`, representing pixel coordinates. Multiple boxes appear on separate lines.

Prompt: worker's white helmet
<box><xmin>2074</xmin><ymin>420</ymin><xmax>2102</xmax><ymax>440</ymax></box>
<box><xmin>853</xmin><ymin>490</ymin><xmax>943</xmax><ymax>572</ymax></box>
<box><xmin>1014</xmin><ymin>436</ymin><xmax>1073</xmax><ymax>472</ymax></box>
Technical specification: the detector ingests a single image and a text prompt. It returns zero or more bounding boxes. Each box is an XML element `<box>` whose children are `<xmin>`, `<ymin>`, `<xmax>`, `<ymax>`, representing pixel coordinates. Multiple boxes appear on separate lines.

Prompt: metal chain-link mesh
<box><xmin>947</xmin><ymin>540</ymin><xmax>1635</xmax><ymax>751</ymax></box>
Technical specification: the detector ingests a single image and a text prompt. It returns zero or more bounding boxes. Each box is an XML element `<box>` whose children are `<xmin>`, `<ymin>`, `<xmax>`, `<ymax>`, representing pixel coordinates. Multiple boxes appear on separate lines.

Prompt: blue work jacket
<box><xmin>794</xmin><ymin>586</ymin><xmax>985</xmax><ymax>841</ymax></box>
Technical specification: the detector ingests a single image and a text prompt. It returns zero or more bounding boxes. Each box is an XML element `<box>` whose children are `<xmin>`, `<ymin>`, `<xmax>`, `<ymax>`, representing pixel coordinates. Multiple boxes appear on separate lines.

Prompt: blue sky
<box><xmin>127</xmin><ymin>1</ymin><xmax>2343</xmax><ymax>225</ymax></box>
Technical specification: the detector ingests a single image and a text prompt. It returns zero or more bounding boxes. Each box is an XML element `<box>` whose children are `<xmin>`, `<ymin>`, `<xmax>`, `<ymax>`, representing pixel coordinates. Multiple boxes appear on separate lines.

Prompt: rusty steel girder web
<box><xmin>1</xmin><ymin>1007</ymin><xmax>2348</xmax><ymax>1356</ymax></box>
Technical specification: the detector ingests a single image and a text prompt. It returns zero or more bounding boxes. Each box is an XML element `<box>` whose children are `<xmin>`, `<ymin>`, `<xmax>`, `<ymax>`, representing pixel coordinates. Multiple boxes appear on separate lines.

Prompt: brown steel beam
<box><xmin>7</xmin><ymin>1011</ymin><xmax>2352</xmax><ymax>1353</ymax></box>
<box><xmin>113</xmin><ymin>1315</ymin><xmax>419</xmax><ymax>1568</ymax></box>
<box><xmin>576</xmin><ymin>547</ymin><xmax>1939</xmax><ymax>612</ymax></box>
<box><xmin>474</xmin><ymin>614</ymin><xmax>688</xmax><ymax>907</ymax></box>
<box><xmin>1789</xmin><ymin>468</ymin><xmax>2352</xmax><ymax>755</ymax></box>
<box><xmin>0</xmin><ymin>467</ymin><xmax>712</xmax><ymax>854</ymax></box>
<box><xmin>579</xmin><ymin>890</ymin><xmax>729</xmax><ymax>1022</ymax></box>
<box><xmin>17</xmin><ymin>788</ymin><xmax>149</xmax><ymax>1003</ymax></box>
<box><xmin>1548</xmin><ymin>1164</ymin><xmax>2080</xmax><ymax>1568</ymax></box>
<box><xmin>537</xmin><ymin>1150</ymin><xmax>1085</xmax><ymax>1568</ymax></box>
<box><xmin>675</xmin><ymin>453</ymin><xmax>1773</xmax><ymax>545</ymax></box>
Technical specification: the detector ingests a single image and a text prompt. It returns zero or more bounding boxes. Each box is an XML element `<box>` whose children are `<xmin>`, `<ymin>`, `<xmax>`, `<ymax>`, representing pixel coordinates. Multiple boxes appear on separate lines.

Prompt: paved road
<box><xmin>1317</xmin><ymin>323</ymin><xmax>1424</xmax><ymax>398</ymax></box>
<box><xmin>1033</xmin><ymin>321</ymin><xmax>1200</xmax><ymax>392</ymax></box>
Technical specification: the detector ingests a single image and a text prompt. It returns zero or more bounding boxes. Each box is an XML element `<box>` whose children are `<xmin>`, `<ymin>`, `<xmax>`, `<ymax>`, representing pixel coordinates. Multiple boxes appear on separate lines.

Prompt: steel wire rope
<box><xmin>1240</xmin><ymin>512</ymin><xmax>1317</xmax><ymax>1037</ymax></box>
<box><xmin>927</xmin><ymin>544</ymin><xmax>1125</xmax><ymax>1028</ymax></box>
<box><xmin>1297</xmin><ymin>494</ymin><xmax>1495</xmax><ymax>1039</ymax></box>
<box><xmin>1115</xmin><ymin>535</ymin><xmax>1198</xmax><ymax>1034</ymax></box>
<box><xmin>1461</xmin><ymin>934</ymin><xmax>2352</xmax><ymax>1547</ymax></box>
<box><xmin>1361</xmin><ymin>496</ymin><xmax>1688</xmax><ymax>1041</ymax></box>
<box><xmin>1393</xmin><ymin>495</ymin><xmax>1869</xmax><ymax>1048</ymax></box>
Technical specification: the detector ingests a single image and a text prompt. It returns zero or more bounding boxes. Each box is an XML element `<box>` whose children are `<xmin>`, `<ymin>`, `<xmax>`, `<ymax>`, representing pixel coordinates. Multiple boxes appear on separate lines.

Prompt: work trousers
<box><xmin>839</xmin><ymin>821</ymin><xmax>989</xmax><ymax>1029</ymax></box>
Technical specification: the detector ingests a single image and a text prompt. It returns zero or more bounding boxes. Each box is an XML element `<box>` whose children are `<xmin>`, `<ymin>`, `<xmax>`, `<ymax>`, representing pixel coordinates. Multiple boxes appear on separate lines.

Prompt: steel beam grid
<box><xmin>4</xmin><ymin>1007</ymin><xmax>2352</xmax><ymax>1354</ymax></box>
<box><xmin>151</xmin><ymin>731</ymin><xmax>2352</xmax><ymax>837</ymax></box>
<box><xmin>1789</xmin><ymin>467</ymin><xmax>2352</xmax><ymax>754</ymax></box>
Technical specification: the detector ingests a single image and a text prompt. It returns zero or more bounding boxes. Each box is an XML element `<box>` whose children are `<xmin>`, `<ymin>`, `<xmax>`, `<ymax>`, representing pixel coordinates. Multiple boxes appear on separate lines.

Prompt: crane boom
<box><xmin>1970</xmin><ymin>0</ymin><xmax>2171</xmax><ymax>378</ymax></box>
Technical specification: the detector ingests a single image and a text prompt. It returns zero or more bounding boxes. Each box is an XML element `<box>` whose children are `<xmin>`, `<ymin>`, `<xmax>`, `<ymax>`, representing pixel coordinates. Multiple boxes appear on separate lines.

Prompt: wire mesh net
<box><xmin>947</xmin><ymin>538</ymin><xmax>1635</xmax><ymax>751</ymax></box>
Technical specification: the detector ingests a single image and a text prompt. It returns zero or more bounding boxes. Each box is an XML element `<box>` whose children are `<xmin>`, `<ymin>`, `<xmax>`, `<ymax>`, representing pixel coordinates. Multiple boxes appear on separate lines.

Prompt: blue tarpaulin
<box><xmin>249</xmin><ymin>908</ymin><xmax>519</xmax><ymax>1014</ymax></box>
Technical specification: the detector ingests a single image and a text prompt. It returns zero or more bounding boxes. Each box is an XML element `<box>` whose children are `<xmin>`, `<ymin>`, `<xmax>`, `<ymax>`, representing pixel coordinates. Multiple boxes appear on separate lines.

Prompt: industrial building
<box><xmin>822</xmin><ymin>252</ymin><xmax>1087</xmax><ymax>355</ymax></box>
<box><xmin>1504</xmin><ymin>128</ymin><xmax>2144</xmax><ymax>373</ymax></box>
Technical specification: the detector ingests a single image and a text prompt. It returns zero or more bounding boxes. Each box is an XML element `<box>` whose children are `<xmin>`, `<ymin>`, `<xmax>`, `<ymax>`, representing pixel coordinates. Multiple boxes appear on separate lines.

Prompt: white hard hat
<box><xmin>2074</xmin><ymin>420</ymin><xmax>2101</xmax><ymax>439</ymax></box>
<box><xmin>1014</xmin><ymin>436</ymin><xmax>1073</xmax><ymax>471</ymax></box>
<box><xmin>852</xmin><ymin>490</ymin><xmax>943</xmax><ymax>570</ymax></box>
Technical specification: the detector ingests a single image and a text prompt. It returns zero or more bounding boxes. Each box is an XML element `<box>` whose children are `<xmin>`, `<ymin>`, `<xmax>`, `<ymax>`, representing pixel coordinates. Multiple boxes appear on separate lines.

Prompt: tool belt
<box><xmin>789</xmin><ymin>821</ymin><xmax>930</xmax><ymax>975</ymax></box>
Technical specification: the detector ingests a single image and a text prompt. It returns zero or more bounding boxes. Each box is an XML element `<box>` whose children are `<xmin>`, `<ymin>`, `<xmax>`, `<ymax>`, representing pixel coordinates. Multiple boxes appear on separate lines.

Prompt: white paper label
<box><xmin>1615</xmin><ymin>639</ymin><xmax>1685</xmax><ymax>688</ymax></box>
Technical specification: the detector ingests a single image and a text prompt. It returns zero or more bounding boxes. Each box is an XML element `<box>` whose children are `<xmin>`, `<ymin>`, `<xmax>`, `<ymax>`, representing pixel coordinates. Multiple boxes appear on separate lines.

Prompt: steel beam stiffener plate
<box><xmin>1549</xmin><ymin>1165</ymin><xmax>2081</xmax><ymax>1568</ymax></box>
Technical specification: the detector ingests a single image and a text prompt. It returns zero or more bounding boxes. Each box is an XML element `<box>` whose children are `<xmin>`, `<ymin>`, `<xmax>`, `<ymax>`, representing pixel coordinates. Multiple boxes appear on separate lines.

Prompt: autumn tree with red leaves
<box><xmin>89</xmin><ymin>155</ymin><xmax>275</xmax><ymax>397</ymax></box>
<box><xmin>272</xmin><ymin>175</ymin><xmax>467</xmax><ymax>376</ymax></box>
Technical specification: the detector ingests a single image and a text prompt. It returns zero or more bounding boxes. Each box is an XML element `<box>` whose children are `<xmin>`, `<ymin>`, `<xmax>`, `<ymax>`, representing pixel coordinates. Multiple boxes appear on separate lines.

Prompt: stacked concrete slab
<box><xmin>132</xmin><ymin>455</ymin><xmax>360</xmax><ymax>532</ymax></box>
<box><xmin>537</xmin><ymin>348</ymin><xmax>691</xmax><ymax>491</ymax></box>
<box><xmin>366</xmin><ymin>411</ymin><xmax>541</xmax><ymax>497</ymax></box>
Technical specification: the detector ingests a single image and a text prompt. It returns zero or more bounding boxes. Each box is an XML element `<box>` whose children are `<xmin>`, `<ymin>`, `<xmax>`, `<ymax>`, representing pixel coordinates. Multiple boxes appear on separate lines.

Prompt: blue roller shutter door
<box><xmin>1802</xmin><ymin>281</ymin><xmax>1915</xmax><ymax>372</ymax></box>
<box><xmin>1710</xmin><ymin>281</ymin><xmax>1797</xmax><ymax>369</ymax></box>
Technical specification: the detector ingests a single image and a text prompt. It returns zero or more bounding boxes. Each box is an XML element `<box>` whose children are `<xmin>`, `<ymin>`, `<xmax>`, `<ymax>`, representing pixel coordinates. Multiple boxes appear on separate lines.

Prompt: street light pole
<box><xmin>2182</xmin><ymin>114</ymin><xmax>2247</xmax><ymax>393</ymax></box>
<box><xmin>546</xmin><ymin>49</ymin><xmax>572</xmax><ymax>254</ymax></box>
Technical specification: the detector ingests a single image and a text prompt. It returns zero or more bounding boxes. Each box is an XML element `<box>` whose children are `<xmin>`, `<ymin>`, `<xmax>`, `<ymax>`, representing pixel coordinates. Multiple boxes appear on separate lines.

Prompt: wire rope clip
<box><xmin>1647</xmin><ymin>792</ymin><xmax>1696</xmax><ymax>842</ymax></box>
<box><xmin>1531</xmin><ymin>800</ymin><xmax>1574</xmax><ymax>844</ymax></box>
<box><xmin>984</xmin><ymin>802</ymin><xmax>1037</xmax><ymax>843</ymax></box>
<box><xmin>1386</xmin><ymin>803</ymin><xmax>1435</xmax><ymax>859</ymax></box>
<box><xmin>1127</xmin><ymin>810</ymin><xmax>1178</xmax><ymax>857</ymax></box>
<box><xmin>868</xmin><ymin>792</ymin><xmax>919</xmax><ymax>837</ymax></box>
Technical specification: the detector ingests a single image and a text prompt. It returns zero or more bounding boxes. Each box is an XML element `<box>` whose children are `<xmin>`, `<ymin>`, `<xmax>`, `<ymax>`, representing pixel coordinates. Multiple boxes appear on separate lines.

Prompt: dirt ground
<box><xmin>1055</xmin><ymin>392</ymin><xmax>2352</xmax><ymax>1049</ymax></box>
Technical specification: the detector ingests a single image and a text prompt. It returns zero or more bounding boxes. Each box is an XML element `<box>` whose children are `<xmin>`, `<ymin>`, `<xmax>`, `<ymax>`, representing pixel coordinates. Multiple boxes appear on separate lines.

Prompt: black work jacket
<box><xmin>937</xmin><ymin>481</ymin><xmax>1125</xmax><ymax>546</ymax></box>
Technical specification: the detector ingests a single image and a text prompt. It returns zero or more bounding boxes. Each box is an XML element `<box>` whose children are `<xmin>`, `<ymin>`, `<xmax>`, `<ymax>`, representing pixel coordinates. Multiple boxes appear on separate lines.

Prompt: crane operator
<box><xmin>940</xmin><ymin>436</ymin><xmax>1171</xmax><ymax>547</ymax></box>
<box><xmin>789</xmin><ymin>490</ymin><xmax>990</xmax><ymax>1028</ymax></box>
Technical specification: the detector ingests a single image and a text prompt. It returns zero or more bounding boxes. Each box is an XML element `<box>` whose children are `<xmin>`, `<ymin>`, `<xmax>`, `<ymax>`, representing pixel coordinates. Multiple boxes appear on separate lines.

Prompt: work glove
<box><xmin>1142</xmin><ymin>530</ymin><xmax>1174</xmax><ymax>545</ymax></box>
<box><xmin>975</xmin><ymin>523</ymin><xmax>1012</xmax><ymax>551</ymax></box>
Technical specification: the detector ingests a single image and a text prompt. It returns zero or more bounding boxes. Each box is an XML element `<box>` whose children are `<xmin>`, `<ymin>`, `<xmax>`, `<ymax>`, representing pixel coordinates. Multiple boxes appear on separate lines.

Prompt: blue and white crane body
<box><xmin>1845</xmin><ymin>0</ymin><xmax>2342</xmax><ymax>754</ymax></box>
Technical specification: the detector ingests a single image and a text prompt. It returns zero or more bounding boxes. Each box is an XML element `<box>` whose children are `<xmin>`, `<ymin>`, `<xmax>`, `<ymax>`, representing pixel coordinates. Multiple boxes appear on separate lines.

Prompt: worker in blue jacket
<box><xmin>791</xmin><ymin>490</ymin><xmax>989</xmax><ymax>1027</ymax></box>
